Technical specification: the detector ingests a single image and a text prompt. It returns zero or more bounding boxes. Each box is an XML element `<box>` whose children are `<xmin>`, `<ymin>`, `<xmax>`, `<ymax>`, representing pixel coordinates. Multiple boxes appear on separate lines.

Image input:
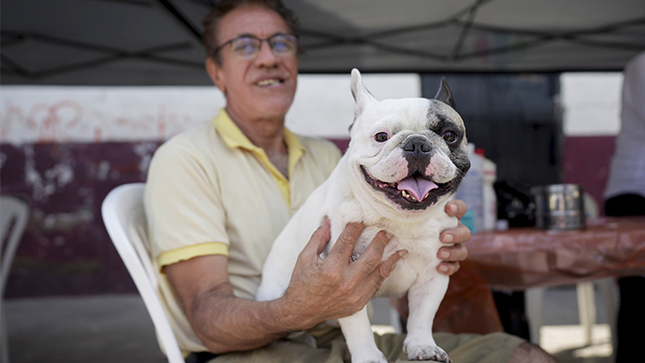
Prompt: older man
<box><xmin>144</xmin><ymin>1</ymin><xmax>555</xmax><ymax>362</ymax></box>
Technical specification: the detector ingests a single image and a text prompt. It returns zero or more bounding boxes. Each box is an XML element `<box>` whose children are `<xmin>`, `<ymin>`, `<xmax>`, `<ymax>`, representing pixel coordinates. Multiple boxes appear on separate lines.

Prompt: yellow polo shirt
<box><xmin>144</xmin><ymin>109</ymin><xmax>341</xmax><ymax>354</ymax></box>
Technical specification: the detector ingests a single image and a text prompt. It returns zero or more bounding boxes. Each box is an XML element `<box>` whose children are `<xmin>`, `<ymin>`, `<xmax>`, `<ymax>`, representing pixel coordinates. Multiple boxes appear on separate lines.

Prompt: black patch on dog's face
<box><xmin>427</xmin><ymin>114</ymin><xmax>465</xmax><ymax>152</ymax></box>
<box><xmin>448</xmin><ymin>148</ymin><xmax>470</xmax><ymax>186</ymax></box>
<box><xmin>426</xmin><ymin>104</ymin><xmax>471</xmax><ymax>194</ymax></box>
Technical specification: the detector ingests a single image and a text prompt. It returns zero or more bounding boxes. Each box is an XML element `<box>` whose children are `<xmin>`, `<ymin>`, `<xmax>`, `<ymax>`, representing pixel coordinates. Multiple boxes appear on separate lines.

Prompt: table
<box><xmin>467</xmin><ymin>217</ymin><xmax>645</xmax><ymax>291</ymax></box>
<box><xmin>467</xmin><ymin>217</ymin><xmax>645</xmax><ymax>346</ymax></box>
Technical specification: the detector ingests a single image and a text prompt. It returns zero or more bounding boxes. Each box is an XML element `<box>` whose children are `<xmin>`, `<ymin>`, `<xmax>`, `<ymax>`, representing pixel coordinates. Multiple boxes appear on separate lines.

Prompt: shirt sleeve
<box><xmin>144</xmin><ymin>137</ymin><xmax>229</xmax><ymax>269</ymax></box>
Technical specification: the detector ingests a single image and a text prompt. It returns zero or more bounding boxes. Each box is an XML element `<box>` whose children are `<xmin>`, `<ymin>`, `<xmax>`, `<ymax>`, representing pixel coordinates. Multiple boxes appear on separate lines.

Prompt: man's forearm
<box><xmin>163</xmin><ymin>255</ymin><xmax>314</xmax><ymax>354</ymax></box>
<box><xmin>189</xmin><ymin>284</ymin><xmax>311</xmax><ymax>354</ymax></box>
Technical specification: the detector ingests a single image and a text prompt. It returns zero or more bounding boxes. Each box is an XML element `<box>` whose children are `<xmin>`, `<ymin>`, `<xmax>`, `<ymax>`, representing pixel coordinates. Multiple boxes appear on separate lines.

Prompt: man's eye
<box><xmin>270</xmin><ymin>35</ymin><xmax>297</xmax><ymax>54</ymax></box>
<box><xmin>442</xmin><ymin>130</ymin><xmax>458</xmax><ymax>144</ymax></box>
<box><xmin>271</xmin><ymin>40</ymin><xmax>293</xmax><ymax>53</ymax></box>
<box><xmin>375</xmin><ymin>132</ymin><xmax>389</xmax><ymax>142</ymax></box>
<box><xmin>232</xmin><ymin>39</ymin><xmax>258</xmax><ymax>55</ymax></box>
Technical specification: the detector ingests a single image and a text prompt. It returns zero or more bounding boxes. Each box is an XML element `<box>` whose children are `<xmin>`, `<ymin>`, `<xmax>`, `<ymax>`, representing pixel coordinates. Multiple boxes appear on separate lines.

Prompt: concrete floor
<box><xmin>4</xmin><ymin>286</ymin><xmax>614</xmax><ymax>363</ymax></box>
<box><xmin>4</xmin><ymin>295</ymin><xmax>166</xmax><ymax>363</ymax></box>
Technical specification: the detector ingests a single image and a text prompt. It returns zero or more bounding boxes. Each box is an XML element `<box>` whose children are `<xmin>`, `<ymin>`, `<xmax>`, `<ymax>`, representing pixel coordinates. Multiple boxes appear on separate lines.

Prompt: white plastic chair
<box><xmin>1</xmin><ymin>196</ymin><xmax>29</xmax><ymax>297</ymax></box>
<box><xmin>1</xmin><ymin>195</ymin><xmax>30</xmax><ymax>363</ymax></box>
<box><xmin>101</xmin><ymin>183</ymin><xmax>184</xmax><ymax>363</ymax></box>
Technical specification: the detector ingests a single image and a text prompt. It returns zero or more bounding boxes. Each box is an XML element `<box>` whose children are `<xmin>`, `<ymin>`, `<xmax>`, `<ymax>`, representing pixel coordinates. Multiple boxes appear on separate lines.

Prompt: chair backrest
<box><xmin>1</xmin><ymin>195</ymin><xmax>29</xmax><ymax>297</ymax></box>
<box><xmin>101</xmin><ymin>183</ymin><xmax>184</xmax><ymax>363</ymax></box>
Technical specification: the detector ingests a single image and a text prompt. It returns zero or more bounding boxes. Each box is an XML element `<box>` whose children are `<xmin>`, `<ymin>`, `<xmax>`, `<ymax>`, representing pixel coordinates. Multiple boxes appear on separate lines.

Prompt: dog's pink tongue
<box><xmin>397</xmin><ymin>175</ymin><xmax>438</xmax><ymax>201</ymax></box>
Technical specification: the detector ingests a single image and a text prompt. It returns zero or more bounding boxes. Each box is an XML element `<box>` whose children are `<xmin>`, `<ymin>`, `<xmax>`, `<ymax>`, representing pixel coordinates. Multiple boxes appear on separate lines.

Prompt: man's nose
<box><xmin>254</xmin><ymin>40</ymin><xmax>278</xmax><ymax>66</ymax></box>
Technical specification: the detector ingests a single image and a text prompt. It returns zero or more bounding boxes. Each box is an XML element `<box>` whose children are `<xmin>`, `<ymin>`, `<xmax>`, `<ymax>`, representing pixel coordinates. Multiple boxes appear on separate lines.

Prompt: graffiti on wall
<box><xmin>0</xmin><ymin>86</ymin><xmax>226</xmax><ymax>144</ymax></box>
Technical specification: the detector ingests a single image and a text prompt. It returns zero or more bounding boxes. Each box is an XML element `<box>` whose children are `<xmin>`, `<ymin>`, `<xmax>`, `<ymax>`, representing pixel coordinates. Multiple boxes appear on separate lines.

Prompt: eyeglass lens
<box><xmin>229</xmin><ymin>34</ymin><xmax>297</xmax><ymax>57</ymax></box>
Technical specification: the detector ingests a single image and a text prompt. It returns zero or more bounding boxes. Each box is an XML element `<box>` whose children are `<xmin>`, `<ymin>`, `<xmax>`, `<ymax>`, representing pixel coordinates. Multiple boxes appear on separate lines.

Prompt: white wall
<box><xmin>287</xmin><ymin>74</ymin><xmax>420</xmax><ymax>138</ymax></box>
<box><xmin>3</xmin><ymin>72</ymin><xmax>621</xmax><ymax>142</ymax></box>
<box><xmin>0</xmin><ymin>74</ymin><xmax>420</xmax><ymax>144</ymax></box>
<box><xmin>0</xmin><ymin>86</ymin><xmax>224</xmax><ymax>144</ymax></box>
<box><xmin>560</xmin><ymin>72</ymin><xmax>623</xmax><ymax>136</ymax></box>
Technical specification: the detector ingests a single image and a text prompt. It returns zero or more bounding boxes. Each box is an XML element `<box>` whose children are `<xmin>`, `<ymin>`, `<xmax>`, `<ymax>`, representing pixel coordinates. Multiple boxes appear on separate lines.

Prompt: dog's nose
<box><xmin>403</xmin><ymin>136</ymin><xmax>432</xmax><ymax>155</ymax></box>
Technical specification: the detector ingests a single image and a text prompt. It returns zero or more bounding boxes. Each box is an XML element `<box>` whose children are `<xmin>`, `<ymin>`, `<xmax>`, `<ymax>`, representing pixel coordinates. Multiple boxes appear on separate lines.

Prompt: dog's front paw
<box><xmin>404</xmin><ymin>337</ymin><xmax>451</xmax><ymax>362</ymax></box>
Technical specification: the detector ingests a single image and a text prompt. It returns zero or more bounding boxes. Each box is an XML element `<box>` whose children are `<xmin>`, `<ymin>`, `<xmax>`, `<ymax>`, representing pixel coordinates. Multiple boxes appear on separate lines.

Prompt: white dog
<box><xmin>256</xmin><ymin>69</ymin><xmax>470</xmax><ymax>363</ymax></box>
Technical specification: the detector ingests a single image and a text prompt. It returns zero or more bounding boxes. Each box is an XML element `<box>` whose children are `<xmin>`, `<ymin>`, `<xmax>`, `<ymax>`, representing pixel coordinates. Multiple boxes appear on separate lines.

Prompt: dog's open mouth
<box><xmin>361</xmin><ymin>166</ymin><xmax>455</xmax><ymax>210</ymax></box>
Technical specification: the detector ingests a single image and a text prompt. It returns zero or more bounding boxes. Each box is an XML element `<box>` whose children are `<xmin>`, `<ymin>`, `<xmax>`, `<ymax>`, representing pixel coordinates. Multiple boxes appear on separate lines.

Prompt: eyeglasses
<box><xmin>213</xmin><ymin>33</ymin><xmax>298</xmax><ymax>59</ymax></box>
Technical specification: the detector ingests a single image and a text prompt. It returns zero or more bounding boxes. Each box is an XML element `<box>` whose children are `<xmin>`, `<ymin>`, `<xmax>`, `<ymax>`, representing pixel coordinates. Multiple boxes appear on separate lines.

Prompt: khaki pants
<box><xmin>211</xmin><ymin>328</ymin><xmax>524</xmax><ymax>363</ymax></box>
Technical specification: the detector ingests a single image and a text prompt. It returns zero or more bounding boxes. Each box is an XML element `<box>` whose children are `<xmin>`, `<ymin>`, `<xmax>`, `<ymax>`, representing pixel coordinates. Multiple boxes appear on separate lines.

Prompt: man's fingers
<box><xmin>303</xmin><ymin>217</ymin><xmax>332</xmax><ymax>257</ymax></box>
<box><xmin>437</xmin><ymin>261</ymin><xmax>460</xmax><ymax>275</ymax></box>
<box><xmin>446</xmin><ymin>199</ymin><xmax>467</xmax><ymax>219</ymax></box>
<box><xmin>361</xmin><ymin>230</ymin><xmax>392</xmax><ymax>259</ymax></box>
<box><xmin>352</xmin><ymin>230</ymin><xmax>393</xmax><ymax>276</ymax></box>
<box><xmin>440</xmin><ymin>223</ymin><xmax>471</xmax><ymax>245</ymax></box>
<box><xmin>329</xmin><ymin>222</ymin><xmax>365</xmax><ymax>262</ymax></box>
<box><xmin>374</xmin><ymin>249</ymin><xmax>407</xmax><ymax>280</ymax></box>
<box><xmin>437</xmin><ymin>242</ymin><xmax>468</xmax><ymax>262</ymax></box>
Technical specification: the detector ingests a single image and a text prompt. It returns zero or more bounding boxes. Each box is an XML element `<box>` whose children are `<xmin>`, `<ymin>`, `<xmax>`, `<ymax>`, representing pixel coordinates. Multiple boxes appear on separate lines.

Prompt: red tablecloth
<box><xmin>467</xmin><ymin>217</ymin><xmax>645</xmax><ymax>291</ymax></box>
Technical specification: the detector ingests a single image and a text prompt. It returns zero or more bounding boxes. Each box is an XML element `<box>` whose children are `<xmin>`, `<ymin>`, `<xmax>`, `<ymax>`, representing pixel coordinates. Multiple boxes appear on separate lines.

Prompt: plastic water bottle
<box><xmin>478</xmin><ymin>149</ymin><xmax>498</xmax><ymax>231</ymax></box>
<box><xmin>454</xmin><ymin>143</ymin><xmax>483</xmax><ymax>233</ymax></box>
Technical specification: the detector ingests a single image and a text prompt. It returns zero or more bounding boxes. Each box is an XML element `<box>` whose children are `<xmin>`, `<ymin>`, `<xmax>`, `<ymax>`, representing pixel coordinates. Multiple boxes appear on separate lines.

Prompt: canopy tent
<box><xmin>2</xmin><ymin>0</ymin><xmax>645</xmax><ymax>85</ymax></box>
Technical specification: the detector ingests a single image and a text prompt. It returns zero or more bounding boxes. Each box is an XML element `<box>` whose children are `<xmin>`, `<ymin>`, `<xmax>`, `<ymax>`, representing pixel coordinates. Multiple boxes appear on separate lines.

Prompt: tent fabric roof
<box><xmin>2</xmin><ymin>0</ymin><xmax>645</xmax><ymax>85</ymax></box>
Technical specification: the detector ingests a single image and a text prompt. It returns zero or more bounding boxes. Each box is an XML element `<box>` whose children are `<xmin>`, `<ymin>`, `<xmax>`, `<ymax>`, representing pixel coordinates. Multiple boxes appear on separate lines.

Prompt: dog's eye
<box><xmin>374</xmin><ymin>132</ymin><xmax>389</xmax><ymax>143</ymax></box>
<box><xmin>442</xmin><ymin>130</ymin><xmax>458</xmax><ymax>144</ymax></box>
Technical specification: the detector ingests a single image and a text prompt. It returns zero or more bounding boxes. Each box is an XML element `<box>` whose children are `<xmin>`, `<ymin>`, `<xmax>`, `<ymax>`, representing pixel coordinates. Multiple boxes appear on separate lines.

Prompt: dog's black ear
<box><xmin>434</xmin><ymin>77</ymin><xmax>456</xmax><ymax>110</ymax></box>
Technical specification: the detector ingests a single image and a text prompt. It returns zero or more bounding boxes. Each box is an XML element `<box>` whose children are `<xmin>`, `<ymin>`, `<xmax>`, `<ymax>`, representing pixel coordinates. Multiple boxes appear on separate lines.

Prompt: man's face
<box><xmin>207</xmin><ymin>6</ymin><xmax>299</xmax><ymax>122</ymax></box>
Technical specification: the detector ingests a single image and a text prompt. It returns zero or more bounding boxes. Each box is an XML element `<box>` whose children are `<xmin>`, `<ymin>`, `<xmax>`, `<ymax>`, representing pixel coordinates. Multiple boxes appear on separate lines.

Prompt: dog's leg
<box><xmin>404</xmin><ymin>274</ymin><xmax>451</xmax><ymax>362</ymax></box>
<box><xmin>339</xmin><ymin>306</ymin><xmax>387</xmax><ymax>363</ymax></box>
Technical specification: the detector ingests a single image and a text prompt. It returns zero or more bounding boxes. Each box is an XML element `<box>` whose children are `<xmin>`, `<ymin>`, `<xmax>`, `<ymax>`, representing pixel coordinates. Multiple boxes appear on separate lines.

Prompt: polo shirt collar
<box><xmin>212</xmin><ymin>109</ymin><xmax>305</xmax><ymax>176</ymax></box>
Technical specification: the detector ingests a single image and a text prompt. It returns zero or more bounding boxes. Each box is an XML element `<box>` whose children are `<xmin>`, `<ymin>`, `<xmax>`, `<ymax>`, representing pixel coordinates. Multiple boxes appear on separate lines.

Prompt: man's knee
<box><xmin>509</xmin><ymin>342</ymin><xmax>557</xmax><ymax>363</ymax></box>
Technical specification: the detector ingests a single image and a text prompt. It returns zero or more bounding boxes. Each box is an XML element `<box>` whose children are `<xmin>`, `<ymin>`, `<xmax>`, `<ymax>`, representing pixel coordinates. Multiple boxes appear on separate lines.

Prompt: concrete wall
<box><xmin>560</xmin><ymin>72</ymin><xmax>623</xmax><ymax>211</ymax></box>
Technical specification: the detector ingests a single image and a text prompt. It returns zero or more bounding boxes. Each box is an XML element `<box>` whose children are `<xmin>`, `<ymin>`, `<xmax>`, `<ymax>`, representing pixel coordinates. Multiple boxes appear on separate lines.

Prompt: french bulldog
<box><xmin>256</xmin><ymin>69</ymin><xmax>470</xmax><ymax>363</ymax></box>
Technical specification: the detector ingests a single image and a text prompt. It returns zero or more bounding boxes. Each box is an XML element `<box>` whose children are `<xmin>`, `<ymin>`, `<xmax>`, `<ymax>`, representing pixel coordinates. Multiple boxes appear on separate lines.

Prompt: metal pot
<box><xmin>532</xmin><ymin>184</ymin><xmax>586</xmax><ymax>230</ymax></box>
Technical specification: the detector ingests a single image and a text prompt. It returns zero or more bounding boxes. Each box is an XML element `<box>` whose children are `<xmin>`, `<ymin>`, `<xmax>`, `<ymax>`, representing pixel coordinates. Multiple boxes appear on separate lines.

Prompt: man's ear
<box><xmin>206</xmin><ymin>58</ymin><xmax>226</xmax><ymax>94</ymax></box>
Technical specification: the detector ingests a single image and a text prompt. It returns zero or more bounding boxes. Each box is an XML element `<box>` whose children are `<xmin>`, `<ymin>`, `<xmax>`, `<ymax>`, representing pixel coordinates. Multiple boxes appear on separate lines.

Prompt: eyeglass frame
<box><xmin>211</xmin><ymin>33</ymin><xmax>300</xmax><ymax>59</ymax></box>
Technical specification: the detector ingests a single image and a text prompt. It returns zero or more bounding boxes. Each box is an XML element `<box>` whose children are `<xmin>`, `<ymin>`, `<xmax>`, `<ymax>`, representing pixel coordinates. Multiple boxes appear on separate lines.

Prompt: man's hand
<box><xmin>279</xmin><ymin>218</ymin><xmax>407</xmax><ymax>329</ymax></box>
<box><xmin>165</xmin><ymin>218</ymin><xmax>406</xmax><ymax>354</ymax></box>
<box><xmin>436</xmin><ymin>199</ymin><xmax>470</xmax><ymax>275</ymax></box>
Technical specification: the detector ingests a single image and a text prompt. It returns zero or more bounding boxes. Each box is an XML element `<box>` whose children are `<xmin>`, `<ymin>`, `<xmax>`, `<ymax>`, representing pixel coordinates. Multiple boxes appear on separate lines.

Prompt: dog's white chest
<box><xmin>353</xmin><ymin>226</ymin><xmax>446</xmax><ymax>298</ymax></box>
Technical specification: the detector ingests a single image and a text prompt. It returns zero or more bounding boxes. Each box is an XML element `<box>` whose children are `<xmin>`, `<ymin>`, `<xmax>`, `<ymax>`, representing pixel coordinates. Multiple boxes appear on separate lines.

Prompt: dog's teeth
<box><xmin>423</xmin><ymin>191</ymin><xmax>430</xmax><ymax>200</ymax></box>
<box><xmin>401</xmin><ymin>190</ymin><xmax>418</xmax><ymax>202</ymax></box>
